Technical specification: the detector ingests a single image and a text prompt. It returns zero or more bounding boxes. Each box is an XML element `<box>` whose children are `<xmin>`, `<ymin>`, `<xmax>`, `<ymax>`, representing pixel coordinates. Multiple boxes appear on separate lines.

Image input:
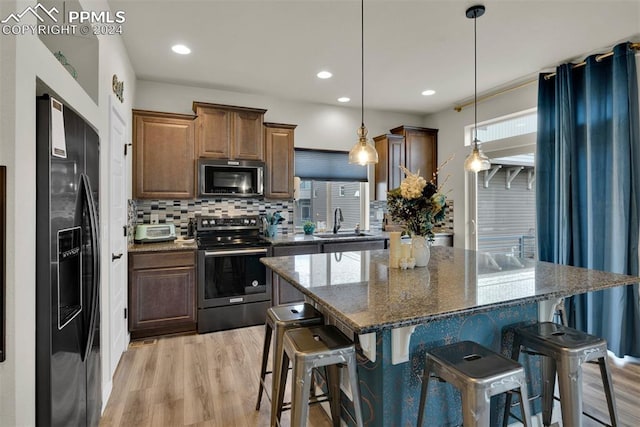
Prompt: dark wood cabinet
<box><xmin>193</xmin><ymin>102</ymin><xmax>266</xmax><ymax>160</ymax></box>
<box><xmin>374</xmin><ymin>126</ymin><xmax>438</xmax><ymax>200</ymax></box>
<box><xmin>133</xmin><ymin>110</ymin><xmax>196</xmax><ymax>199</ymax></box>
<box><xmin>264</xmin><ymin>122</ymin><xmax>296</xmax><ymax>199</ymax></box>
<box><xmin>128</xmin><ymin>250</ymin><xmax>197</xmax><ymax>339</ymax></box>
<box><xmin>374</xmin><ymin>133</ymin><xmax>405</xmax><ymax>200</ymax></box>
<box><xmin>391</xmin><ymin>125</ymin><xmax>438</xmax><ymax>182</ymax></box>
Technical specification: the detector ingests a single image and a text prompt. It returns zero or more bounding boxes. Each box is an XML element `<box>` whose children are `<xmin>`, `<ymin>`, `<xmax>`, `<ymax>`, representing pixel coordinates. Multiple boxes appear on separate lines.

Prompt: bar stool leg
<box><xmin>417</xmin><ymin>359</ymin><xmax>433</xmax><ymax>427</ymax></box>
<box><xmin>326</xmin><ymin>365</ymin><xmax>341</xmax><ymax>427</ymax></box>
<box><xmin>346</xmin><ymin>352</ymin><xmax>364</xmax><ymax>427</ymax></box>
<box><xmin>502</xmin><ymin>334</ymin><xmax>523</xmax><ymax>427</ymax></box>
<box><xmin>273</xmin><ymin>351</ymin><xmax>290</xmax><ymax>427</ymax></box>
<box><xmin>256</xmin><ymin>322</ymin><xmax>273</xmax><ymax>410</ymax></box>
<box><xmin>517</xmin><ymin>380</ymin><xmax>533</xmax><ymax>427</ymax></box>
<box><xmin>598</xmin><ymin>356</ymin><xmax>619</xmax><ymax>426</ymax></box>
<box><xmin>556</xmin><ymin>357</ymin><xmax>583</xmax><ymax>427</ymax></box>
<box><xmin>461</xmin><ymin>387</ymin><xmax>490</xmax><ymax>427</ymax></box>
<box><xmin>290</xmin><ymin>356</ymin><xmax>313</xmax><ymax>427</ymax></box>
<box><xmin>540</xmin><ymin>355</ymin><xmax>556</xmax><ymax>427</ymax></box>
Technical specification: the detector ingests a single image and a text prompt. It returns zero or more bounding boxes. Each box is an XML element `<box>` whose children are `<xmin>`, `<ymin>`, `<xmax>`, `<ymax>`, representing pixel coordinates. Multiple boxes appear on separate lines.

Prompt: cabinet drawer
<box><xmin>130</xmin><ymin>250</ymin><xmax>195</xmax><ymax>270</ymax></box>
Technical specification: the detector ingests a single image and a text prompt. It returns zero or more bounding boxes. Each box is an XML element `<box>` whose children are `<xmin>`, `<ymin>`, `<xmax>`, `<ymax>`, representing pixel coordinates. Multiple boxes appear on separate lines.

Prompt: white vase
<box><xmin>412</xmin><ymin>235</ymin><xmax>430</xmax><ymax>267</ymax></box>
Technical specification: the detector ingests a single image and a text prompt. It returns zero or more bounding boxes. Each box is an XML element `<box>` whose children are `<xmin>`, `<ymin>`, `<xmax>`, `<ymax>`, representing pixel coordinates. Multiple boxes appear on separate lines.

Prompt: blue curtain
<box><xmin>537</xmin><ymin>42</ymin><xmax>640</xmax><ymax>357</ymax></box>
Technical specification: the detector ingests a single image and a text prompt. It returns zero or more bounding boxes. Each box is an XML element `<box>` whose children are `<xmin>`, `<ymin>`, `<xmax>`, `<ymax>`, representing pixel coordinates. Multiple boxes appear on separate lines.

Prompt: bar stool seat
<box><xmin>417</xmin><ymin>340</ymin><xmax>532</xmax><ymax>427</ymax></box>
<box><xmin>277</xmin><ymin>325</ymin><xmax>364</xmax><ymax>427</ymax></box>
<box><xmin>504</xmin><ymin>322</ymin><xmax>618</xmax><ymax>427</ymax></box>
<box><xmin>254</xmin><ymin>303</ymin><xmax>323</xmax><ymax>426</ymax></box>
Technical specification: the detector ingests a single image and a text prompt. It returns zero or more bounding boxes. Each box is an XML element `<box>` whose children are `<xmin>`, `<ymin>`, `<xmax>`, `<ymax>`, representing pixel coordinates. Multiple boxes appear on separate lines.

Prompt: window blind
<box><xmin>294</xmin><ymin>148</ymin><xmax>368</xmax><ymax>182</ymax></box>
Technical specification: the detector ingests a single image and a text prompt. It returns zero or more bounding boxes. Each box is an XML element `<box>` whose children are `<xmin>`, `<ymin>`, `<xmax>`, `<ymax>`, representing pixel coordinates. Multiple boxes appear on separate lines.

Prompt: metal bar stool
<box><xmin>277</xmin><ymin>325</ymin><xmax>364</xmax><ymax>427</ymax></box>
<box><xmin>504</xmin><ymin>322</ymin><xmax>619</xmax><ymax>427</ymax></box>
<box><xmin>417</xmin><ymin>340</ymin><xmax>532</xmax><ymax>427</ymax></box>
<box><xmin>254</xmin><ymin>303</ymin><xmax>323</xmax><ymax>425</ymax></box>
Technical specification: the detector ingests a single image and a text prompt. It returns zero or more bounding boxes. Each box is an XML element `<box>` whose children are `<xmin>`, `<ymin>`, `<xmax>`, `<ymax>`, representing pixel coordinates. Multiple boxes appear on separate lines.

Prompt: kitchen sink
<box><xmin>313</xmin><ymin>232</ymin><xmax>373</xmax><ymax>239</ymax></box>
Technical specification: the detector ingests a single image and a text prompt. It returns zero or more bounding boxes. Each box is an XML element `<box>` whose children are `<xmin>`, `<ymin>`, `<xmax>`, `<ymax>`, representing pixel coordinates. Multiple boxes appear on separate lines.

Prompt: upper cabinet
<box><xmin>391</xmin><ymin>126</ymin><xmax>438</xmax><ymax>182</ymax></box>
<box><xmin>193</xmin><ymin>102</ymin><xmax>266</xmax><ymax>161</ymax></box>
<box><xmin>374</xmin><ymin>133</ymin><xmax>405</xmax><ymax>201</ymax></box>
<box><xmin>374</xmin><ymin>126</ymin><xmax>438</xmax><ymax>200</ymax></box>
<box><xmin>133</xmin><ymin>109</ymin><xmax>196</xmax><ymax>199</ymax></box>
<box><xmin>264</xmin><ymin>123</ymin><xmax>296</xmax><ymax>199</ymax></box>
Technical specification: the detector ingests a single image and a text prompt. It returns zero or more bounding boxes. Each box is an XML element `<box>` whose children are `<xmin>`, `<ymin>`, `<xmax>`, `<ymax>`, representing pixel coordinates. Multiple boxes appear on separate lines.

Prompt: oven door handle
<box><xmin>204</xmin><ymin>248</ymin><xmax>268</xmax><ymax>256</ymax></box>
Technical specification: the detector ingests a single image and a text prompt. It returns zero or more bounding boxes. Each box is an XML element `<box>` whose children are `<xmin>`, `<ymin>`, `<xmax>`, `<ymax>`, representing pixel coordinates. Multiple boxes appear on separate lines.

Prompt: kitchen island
<box><xmin>261</xmin><ymin>247</ymin><xmax>640</xmax><ymax>426</ymax></box>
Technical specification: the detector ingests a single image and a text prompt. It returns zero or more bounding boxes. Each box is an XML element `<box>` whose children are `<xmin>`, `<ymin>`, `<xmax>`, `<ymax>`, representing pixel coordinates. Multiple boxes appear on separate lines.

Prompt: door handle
<box><xmin>112</xmin><ymin>253</ymin><xmax>123</xmax><ymax>261</ymax></box>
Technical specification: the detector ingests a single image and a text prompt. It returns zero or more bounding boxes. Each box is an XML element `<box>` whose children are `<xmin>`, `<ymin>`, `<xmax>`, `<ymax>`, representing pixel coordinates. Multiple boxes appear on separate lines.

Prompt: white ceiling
<box><xmin>109</xmin><ymin>0</ymin><xmax>640</xmax><ymax>114</ymax></box>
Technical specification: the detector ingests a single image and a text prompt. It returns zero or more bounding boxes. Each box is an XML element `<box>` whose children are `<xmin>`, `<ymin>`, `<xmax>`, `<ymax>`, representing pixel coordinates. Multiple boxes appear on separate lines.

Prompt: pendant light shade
<box><xmin>348</xmin><ymin>0</ymin><xmax>378</xmax><ymax>166</ymax></box>
<box><xmin>464</xmin><ymin>5</ymin><xmax>491</xmax><ymax>173</ymax></box>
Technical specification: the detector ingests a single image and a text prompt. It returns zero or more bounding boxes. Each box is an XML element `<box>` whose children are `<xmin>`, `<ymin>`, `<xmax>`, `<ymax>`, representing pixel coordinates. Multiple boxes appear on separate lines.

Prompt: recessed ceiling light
<box><xmin>317</xmin><ymin>71</ymin><xmax>333</xmax><ymax>79</ymax></box>
<box><xmin>337</xmin><ymin>97</ymin><xmax>351</xmax><ymax>103</ymax></box>
<box><xmin>421</xmin><ymin>89</ymin><xmax>436</xmax><ymax>96</ymax></box>
<box><xmin>172</xmin><ymin>44</ymin><xmax>191</xmax><ymax>55</ymax></box>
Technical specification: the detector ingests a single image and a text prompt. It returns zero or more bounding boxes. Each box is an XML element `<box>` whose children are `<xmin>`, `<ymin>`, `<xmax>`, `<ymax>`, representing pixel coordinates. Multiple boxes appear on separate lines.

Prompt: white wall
<box><xmin>135</xmin><ymin>80</ymin><xmax>424</xmax><ymax>151</ymax></box>
<box><xmin>424</xmin><ymin>82</ymin><xmax>538</xmax><ymax>248</ymax></box>
<box><xmin>0</xmin><ymin>0</ymin><xmax>135</xmax><ymax>424</ymax></box>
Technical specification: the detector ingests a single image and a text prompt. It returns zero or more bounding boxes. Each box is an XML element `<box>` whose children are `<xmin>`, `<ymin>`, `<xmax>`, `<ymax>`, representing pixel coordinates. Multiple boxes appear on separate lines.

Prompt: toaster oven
<box><xmin>134</xmin><ymin>224</ymin><xmax>177</xmax><ymax>243</ymax></box>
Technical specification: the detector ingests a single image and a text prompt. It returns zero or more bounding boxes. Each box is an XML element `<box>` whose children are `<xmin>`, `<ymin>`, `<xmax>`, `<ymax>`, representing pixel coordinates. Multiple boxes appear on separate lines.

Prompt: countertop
<box><xmin>261</xmin><ymin>247</ymin><xmax>640</xmax><ymax>334</ymax></box>
<box><xmin>128</xmin><ymin>239</ymin><xmax>197</xmax><ymax>253</ymax></box>
<box><xmin>263</xmin><ymin>231</ymin><xmax>452</xmax><ymax>246</ymax></box>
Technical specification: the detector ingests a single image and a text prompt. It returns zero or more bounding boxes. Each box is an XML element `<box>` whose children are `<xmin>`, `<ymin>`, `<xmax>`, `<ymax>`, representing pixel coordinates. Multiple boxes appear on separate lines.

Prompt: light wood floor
<box><xmin>100</xmin><ymin>326</ymin><xmax>640</xmax><ymax>427</ymax></box>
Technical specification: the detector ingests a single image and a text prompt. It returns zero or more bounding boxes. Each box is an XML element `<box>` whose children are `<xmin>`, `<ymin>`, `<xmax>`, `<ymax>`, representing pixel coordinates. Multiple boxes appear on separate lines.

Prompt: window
<box><xmin>294</xmin><ymin>181</ymin><xmax>366</xmax><ymax>232</ymax></box>
<box><xmin>465</xmin><ymin>108</ymin><xmax>537</xmax><ymax>147</ymax></box>
<box><xmin>293</xmin><ymin>148</ymin><xmax>369</xmax><ymax>232</ymax></box>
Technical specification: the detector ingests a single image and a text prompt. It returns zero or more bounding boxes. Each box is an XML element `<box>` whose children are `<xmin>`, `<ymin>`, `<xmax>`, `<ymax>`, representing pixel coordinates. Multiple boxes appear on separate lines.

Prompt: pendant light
<box><xmin>463</xmin><ymin>5</ymin><xmax>491</xmax><ymax>173</ymax></box>
<box><xmin>348</xmin><ymin>0</ymin><xmax>378</xmax><ymax>166</ymax></box>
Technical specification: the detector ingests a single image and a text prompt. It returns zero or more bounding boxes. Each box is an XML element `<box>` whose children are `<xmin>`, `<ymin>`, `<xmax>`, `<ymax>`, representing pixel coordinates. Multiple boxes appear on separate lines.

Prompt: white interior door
<box><xmin>108</xmin><ymin>101</ymin><xmax>128</xmax><ymax>376</ymax></box>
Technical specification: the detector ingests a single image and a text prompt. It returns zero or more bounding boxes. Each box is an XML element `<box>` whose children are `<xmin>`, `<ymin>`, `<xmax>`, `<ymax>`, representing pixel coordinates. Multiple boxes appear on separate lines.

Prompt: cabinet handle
<box><xmin>112</xmin><ymin>253</ymin><xmax>123</xmax><ymax>261</ymax></box>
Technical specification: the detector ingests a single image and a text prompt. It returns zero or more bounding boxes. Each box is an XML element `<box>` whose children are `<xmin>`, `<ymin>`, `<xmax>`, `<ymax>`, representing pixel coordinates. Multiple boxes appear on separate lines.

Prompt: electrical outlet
<box><xmin>279</xmin><ymin>211</ymin><xmax>289</xmax><ymax>222</ymax></box>
<box><xmin>150</xmin><ymin>213</ymin><xmax>159</xmax><ymax>224</ymax></box>
<box><xmin>376</xmin><ymin>209</ymin><xmax>384</xmax><ymax>220</ymax></box>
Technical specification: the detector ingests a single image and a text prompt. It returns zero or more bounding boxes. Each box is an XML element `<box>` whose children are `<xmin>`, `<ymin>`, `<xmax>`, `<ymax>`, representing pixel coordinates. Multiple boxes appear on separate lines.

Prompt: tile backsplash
<box><xmin>129</xmin><ymin>199</ymin><xmax>294</xmax><ymax>243</ymax></box>
<box><xmin>129</xmin><ymin>198</ymin><xmax>453</xmax><ymax>244</ymax></box>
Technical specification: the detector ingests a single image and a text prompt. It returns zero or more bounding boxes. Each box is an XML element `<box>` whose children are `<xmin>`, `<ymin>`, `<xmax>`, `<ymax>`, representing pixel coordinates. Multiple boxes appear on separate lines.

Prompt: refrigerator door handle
<box><xmin>79</xmin><ymin>174</ymin><xmax>100</xmax><ymax>362</ymax></box>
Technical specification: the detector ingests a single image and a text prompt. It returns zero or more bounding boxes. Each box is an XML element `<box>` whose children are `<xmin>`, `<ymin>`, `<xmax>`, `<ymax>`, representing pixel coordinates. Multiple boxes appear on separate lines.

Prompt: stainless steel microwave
<box><xmin>198</xmin><ymin>159</ymin><xmax>264</xmax><ymax>198</ymax></box>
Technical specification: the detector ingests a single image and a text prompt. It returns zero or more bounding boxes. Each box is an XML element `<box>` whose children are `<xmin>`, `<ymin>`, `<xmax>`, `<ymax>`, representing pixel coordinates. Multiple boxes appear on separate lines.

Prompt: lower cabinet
<box><xmin>322</xmin><ymin>240</ymin><xmax>385</xmax><ymax>253</ymax></box>
<box><xmin>270</xmin><ymin>240</ymin><xmax>386</xmax><ymax>304</ymax></box>
<box><xmin>271</xmin><ymin>244</ymin><xmax>320</xmax><ymax>305</ymax></box>
<box><xmin>128</xmin><ymin>250</ymin><xmax>197</xmax><ymax>339</ymax></box>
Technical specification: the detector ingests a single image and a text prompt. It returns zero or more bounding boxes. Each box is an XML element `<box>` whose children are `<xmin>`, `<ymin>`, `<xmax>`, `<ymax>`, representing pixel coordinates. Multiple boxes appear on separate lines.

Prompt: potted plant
<box><xmin>303</xmin><ymin>221</ymin><xmax>316</xmax><ymax>235</ymax></box>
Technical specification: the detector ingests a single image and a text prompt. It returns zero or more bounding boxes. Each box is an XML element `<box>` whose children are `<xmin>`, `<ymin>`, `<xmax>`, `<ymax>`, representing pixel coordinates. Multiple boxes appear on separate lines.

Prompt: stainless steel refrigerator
<box><xmin>36</xmin><ymin>95</ymin><xmax>101</xmax><ymax>427</ymax></box>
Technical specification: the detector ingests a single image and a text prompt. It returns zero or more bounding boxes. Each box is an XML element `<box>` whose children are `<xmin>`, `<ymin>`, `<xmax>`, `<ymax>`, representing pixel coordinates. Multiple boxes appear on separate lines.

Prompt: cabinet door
<box><xmin>405</xmin><ymin>129</ymin><xmax>438</xmax><ymax>183</ymax></box>
<box><xmin>195</xmin><ymin>107</ymin><xmax>232</xmax><ymax>158</ymax></box>
<box><xmin>374</xmin><ymin>134</ymin><xmax>405</xmax><ymax>200</ymax></box>
<box><xmin>133</xmin><ymin>111</ymin><xmax>195</xmax><ymax>199</ymax></box>
<box><xmin>265</xmin><ymin>124</ymin><xmax>295</xmax><ymax>199</ymax></box>
<box><xmin>234</xmin><ymin>111</ymin><xmax>264</xmax><ymax>160</ymax></box>
<box><xmin>129</xmin><ymin>266</ymin><xmax>196</xmax><ymax>336</ymax></box>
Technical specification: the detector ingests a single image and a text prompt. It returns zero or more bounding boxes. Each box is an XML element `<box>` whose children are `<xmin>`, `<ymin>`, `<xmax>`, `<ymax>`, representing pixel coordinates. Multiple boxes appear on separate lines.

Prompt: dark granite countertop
<box><xmin>263</xmin><ymin>231</ymin><xmax>452</xmax><ymax>246</ymax></box>
<box><xmin>261</xmin><ymin>247</ymin><xmax>640</xmax><ymax>334</ymax></box>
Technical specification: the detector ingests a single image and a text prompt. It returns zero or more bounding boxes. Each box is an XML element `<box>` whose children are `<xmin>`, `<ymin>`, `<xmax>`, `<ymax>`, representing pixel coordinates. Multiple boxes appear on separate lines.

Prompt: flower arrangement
<box><xmin>386</xmin><ymin>162</ymin><xmax>450</xmax><ymax>240</ymax></box>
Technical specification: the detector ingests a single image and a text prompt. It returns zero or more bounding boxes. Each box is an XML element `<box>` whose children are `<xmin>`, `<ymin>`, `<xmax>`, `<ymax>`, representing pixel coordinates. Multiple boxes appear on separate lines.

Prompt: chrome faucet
<box><xmin>333</xmin><ymin>207</ymin><xmax>343</xmax><ymax>234</ymax></box>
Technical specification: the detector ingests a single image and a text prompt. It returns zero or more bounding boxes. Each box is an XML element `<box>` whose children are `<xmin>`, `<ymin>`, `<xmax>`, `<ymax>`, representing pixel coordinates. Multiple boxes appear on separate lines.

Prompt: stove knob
<box><xmin>244</xmin><ymin>219</ymin><xmax>250</xmax><ymax>224</ymax></box>
<box><xmin>250</xmin><ymin>219</ymin><xmax>257</xmax><ymax>225</ymax></box>
<box><xmin>251</xmin><ymin>280</ymin><xmax>259</xmax><ymax>287</ymax></box>
<box><xmin>210</xmin><ymin>219</ymin><xmax>216</xmax><ymax>225</ymax></box>
<box><xmin>202</xmin><ymin>220</ymin><xmax>209</xmax><ymax>226</ymax></box>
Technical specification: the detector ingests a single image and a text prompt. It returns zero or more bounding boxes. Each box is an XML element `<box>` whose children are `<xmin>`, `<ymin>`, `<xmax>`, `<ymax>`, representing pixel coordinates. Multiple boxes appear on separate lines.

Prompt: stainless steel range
<box><xmin>196</xmin><ymin>215</ymin><xmax>271</xmax><ymax>333</ymax></box>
